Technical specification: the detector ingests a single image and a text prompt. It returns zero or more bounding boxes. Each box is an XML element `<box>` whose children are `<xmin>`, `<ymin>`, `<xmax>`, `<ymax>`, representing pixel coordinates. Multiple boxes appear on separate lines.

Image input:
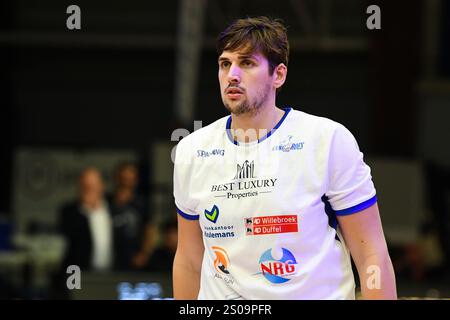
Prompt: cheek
<box><xmin>255</xmin><ymin>77</ymin><xmax>271</xmax><ymax>92</ymax></box>
<box><xmin>219</xmin><ymin>81</ymin><xmax>228</xmax><ymax>94</ymax></box>
<box><xmin>218</xmin><ymin>74</ymin><xmax>225</xmax><ymax>88</ymax></box>
<box><xmin>218</xmin><ymin>70</ymin><xmax>226</xmax><ymax>82</ymax></box>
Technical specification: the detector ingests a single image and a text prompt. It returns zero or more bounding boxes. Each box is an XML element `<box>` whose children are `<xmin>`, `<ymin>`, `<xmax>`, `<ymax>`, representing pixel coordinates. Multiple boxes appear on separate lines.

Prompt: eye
<box><xmin>242</xmin><ymin>60</ymin><xmax>254</xmax><ymax>67</ymax></box>
<box><xmin>220</xmin><ymin>61</ymin><xmax>230</xmax><ymax>68</ymax></box>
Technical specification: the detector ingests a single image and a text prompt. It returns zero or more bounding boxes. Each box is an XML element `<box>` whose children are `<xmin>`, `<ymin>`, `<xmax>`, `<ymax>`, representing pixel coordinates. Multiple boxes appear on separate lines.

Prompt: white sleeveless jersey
<box><xmin>173</xmin><ymin>107</ymin><xmax>377</xmax><ymax>300</ymax></box>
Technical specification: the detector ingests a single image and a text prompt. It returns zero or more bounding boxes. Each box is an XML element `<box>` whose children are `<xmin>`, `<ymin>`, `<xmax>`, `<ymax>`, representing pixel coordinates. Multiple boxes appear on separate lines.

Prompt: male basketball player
<box><xmin>173</xmin><ymin>16</ymin><xmax>396</xmax><ymax>300</ymax></box>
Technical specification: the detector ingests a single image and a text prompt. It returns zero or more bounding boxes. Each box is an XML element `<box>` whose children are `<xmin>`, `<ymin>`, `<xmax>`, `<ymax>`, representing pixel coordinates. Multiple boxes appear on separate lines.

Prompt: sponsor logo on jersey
<box><xmin>256</xmin><ymin>248</ymin><xmax>298</xmax><ymax>284</ymax></box>
<box><xmin>205</xmin><ymin>204</ymin><xmax>220</xmax><ymax>223</ymax></box>
<box><xmin>245</xmin><ymin>215</ymin><xmax>298</xmax><ymax>236</ymax></box>
<box><xmin>234</xmin><ymin>160</ymin><xmax>255</xmax><ymax>179</ymax></box>
<box><xmin>204</xmin><ymin>225</ymin><xmax>235</xmax><ymax>239</ymax></box>
<box><xmin>197</xmin><ymin>149</ymin><xmax>225</xmax><ymax>157</ymax></box>
<box><xmin>212</xmin><ymin>246</ymin><xmax>230</xmax><ymax>274</ymax></box>
<box><xmin>212</xmin><ymin>246</ymin><xmax>235</xmax><ymax>285</ymax></box>
<box><xmin>272</xmin><ymin>135</ymin><xmax>304</xmax><ymax>152</ymax></box>
<box><xmin>203</xmin><ymin>205</ymin><xmax>236</xmax><ymax>238</ymax></box>
<box><xmin>211</xmin><ymin>159</ymin><xmax>277</xmax><ymax>200</ymax></box>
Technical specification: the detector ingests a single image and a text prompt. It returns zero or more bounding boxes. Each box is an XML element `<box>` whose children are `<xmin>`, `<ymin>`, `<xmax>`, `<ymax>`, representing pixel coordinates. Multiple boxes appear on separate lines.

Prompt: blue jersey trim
<box><xmin>334</xmin><ymin>195</ymin><xmax>378</xmax><ymax>216</ymax></box>
<box><xmin>226</xmin><ymin>116</ymin><xmax>238</xmax><ymax>145</ymax></box>
<box><xmin>176</xmin><ymin>206</ymin><xmax>199</xmax><ymax>220</ymax></box>
<box><xmin>321</xmin><ymin>195</ymin><xmax>341</xmax><ymax>242</ymax></box>
<box><xmin>225</xmin><ymin>107</ymin><xmax>292</xmax><ymax>146</ymax></box>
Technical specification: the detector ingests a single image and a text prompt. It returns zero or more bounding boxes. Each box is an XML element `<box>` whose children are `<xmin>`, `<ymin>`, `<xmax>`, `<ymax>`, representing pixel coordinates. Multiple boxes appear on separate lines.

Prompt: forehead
<box><xmin>80</xmin><ymin>171</ymin><xmax>101</xmax><ymax>183</ymax></box>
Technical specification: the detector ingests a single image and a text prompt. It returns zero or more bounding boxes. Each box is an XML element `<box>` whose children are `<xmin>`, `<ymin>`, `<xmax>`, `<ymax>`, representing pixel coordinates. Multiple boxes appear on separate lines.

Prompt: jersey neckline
<box><xmin>225</xmin><ymin>107</ymin><xmax>292</xmax><ymax>146</ymax></box>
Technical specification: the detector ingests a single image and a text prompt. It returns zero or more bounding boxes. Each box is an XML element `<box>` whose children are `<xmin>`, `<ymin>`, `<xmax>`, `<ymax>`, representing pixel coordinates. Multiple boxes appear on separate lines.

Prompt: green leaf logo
<box><xmin>205</xmin><ymin>205</ymin><xmax>219</xmax><ymax>223</ymax></box>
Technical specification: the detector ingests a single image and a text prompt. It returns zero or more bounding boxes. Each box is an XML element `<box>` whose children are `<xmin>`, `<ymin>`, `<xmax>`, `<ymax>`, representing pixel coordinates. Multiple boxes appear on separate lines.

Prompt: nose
<box><xmin>227</xmin><ymin>63</ymin><xmax>241</xmax><ymax>84</ymax></box>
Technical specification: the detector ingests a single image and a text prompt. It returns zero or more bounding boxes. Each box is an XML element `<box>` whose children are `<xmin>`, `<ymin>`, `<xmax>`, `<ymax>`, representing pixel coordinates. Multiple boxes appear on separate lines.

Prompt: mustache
<box><xmin>225</xmin><ymin>84</ymin><xmax>245</xmax><ymax>93</ymax></box>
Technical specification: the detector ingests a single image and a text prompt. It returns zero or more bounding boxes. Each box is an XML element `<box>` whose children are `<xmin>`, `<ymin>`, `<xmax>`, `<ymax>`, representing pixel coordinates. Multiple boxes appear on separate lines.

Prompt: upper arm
<box><xmin>173</xmin><ymin>214</ymin><xmax>204</xmax><ymax>299</ymax></box>
<box><xmin>326</xmin><ymin>125</ymin><xmax>385</xmax><ymax>263</ymax></box>
<box><xmin>175</xmin><ymin>214</ymin><xmax>204</xmax><ymax>272</ymax></box>
<box><xmin>336</xmin><ymin>202</ymin><xmax>389</xmax><ymax>267</ymax></box>
<box><xmin>173</xmin><ymin>138</ymin><xmax>204</xmax><ymax>271</ymax></box>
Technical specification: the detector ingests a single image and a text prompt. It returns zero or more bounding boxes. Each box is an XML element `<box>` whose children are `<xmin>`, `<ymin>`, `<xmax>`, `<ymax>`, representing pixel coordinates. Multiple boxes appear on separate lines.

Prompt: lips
<box><xmin>225</xmin><ymin>87</ymin><xmax>244</xmax><ymax>99</ymax></box>
<box><xmin>225</xmin><ymin>87</ymin><xmax>244</xmax><ymax>94</ymax></box>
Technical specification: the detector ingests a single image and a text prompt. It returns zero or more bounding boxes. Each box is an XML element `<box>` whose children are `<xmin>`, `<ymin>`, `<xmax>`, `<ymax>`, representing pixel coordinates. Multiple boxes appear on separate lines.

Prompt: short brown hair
<box><xmin>216</xmin><ymin>16</ymin><xmax>289</xmax><ymax>75</ymax></box>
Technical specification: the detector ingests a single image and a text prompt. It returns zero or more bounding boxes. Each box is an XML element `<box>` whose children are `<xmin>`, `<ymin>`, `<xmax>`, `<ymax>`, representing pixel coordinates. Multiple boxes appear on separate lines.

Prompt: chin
<box><xmin>224</xmin><ymin>103</ymin><xmax>241</xmax><ymax>114</ymax></box>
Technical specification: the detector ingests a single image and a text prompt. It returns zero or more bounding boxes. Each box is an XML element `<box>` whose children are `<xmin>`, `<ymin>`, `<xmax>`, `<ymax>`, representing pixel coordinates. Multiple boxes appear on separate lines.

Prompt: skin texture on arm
<box><xmin>173</xmin><ymin>214</ymin><xmax>204</xmax><ymax>299</ymax></box>
<box><xmin>336</xmin><ymin>203</ymin><xmax>397</xmax><ymax>300</ymax></box>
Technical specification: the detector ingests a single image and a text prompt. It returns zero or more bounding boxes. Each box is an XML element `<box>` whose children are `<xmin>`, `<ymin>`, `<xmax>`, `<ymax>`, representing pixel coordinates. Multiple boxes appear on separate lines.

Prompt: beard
<box><xmin>223</xmin><ymin>82</ymin><xmax>271</xmax><ymax>117</ymax></box>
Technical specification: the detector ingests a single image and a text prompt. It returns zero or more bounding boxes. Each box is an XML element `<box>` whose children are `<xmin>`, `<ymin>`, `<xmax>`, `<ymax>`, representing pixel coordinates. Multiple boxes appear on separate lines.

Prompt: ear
<box><xmin>273</xmin><ymin>63</ymin><xmax>287</xmax><ymax>89</ymax></box>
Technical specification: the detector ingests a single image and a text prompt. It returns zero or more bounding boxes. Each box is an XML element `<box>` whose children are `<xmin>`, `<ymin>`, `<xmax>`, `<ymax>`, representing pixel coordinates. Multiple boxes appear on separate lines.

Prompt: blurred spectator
<box><xmin>146</xmin><ymin>219</ymin><xmax>177</xmax><ymax>273</ymax></box>
<box><xmin>108</xmin><ymin>162</ymin><xmax>157</xmax><ymax>270</ymax></box>
<box><xmin>59</xmin><ymin>167</ymin><xmax>113</xmax><ymax>271</ymax></box>
<box><xmin>425</xmin><ymin>162</ymin><xmax>450</xmax><ymax>278</ymax></box>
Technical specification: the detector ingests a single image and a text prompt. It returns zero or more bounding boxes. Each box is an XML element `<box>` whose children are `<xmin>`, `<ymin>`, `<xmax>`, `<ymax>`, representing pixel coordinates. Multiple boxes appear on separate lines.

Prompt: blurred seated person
<box><xmin>146</xmin><ymin>220</ymin><xmax>177</xmax><ymax>273</ymax></box>
<box><xmin>107</xmin><ymin>162</ymin><xmax>157</xmax><ymax>270</ymax></box>
<box><xmin>59</xmin><ymin>167</ymin><xmax>113</xmax><ymax>272</ymax></box>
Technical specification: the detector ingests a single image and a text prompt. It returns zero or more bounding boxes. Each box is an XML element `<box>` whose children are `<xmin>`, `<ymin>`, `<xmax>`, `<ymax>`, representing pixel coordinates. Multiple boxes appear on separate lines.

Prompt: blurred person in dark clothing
<box><xmin>108</xmin><ymin>162</ymin><xmax>157</xmax><ymax>270</ymax></box>
<box><xmin>147</xmin><ymin>220</ymin><xmax>177</xmax><ymax>273</ymax></box>
<box><xmin>59</xmin><ymin>167</ymin><xmax>113</xmax><ymax>272</ymax></box>
<box><xmin>425</xmin><ymin>162</ymin><xmax>450</xmax><ymax>278</ymax></box>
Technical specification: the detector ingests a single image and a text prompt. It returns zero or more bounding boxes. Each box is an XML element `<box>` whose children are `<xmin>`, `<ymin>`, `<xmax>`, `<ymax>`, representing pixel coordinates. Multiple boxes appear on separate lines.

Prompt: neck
<box><xmin>83</xmin><ymin>199</ymin><xmax>103</xmax><ymax>211</ymax></box>
<box><xmin>230</xmin><ymin>104</ymin><xmax>285</xmax><ymax>143</ymax></box>
<box><xmin>115</xmin><ymin>187</ymin><xmax>134</xmax><ymax>204</ymax></box>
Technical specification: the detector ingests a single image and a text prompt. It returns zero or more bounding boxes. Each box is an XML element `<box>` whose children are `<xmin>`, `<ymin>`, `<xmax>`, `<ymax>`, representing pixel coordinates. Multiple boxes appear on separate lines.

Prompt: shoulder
<box><xmin>285</xmin><ymin>108</ymin><xmax>359</xmax><ymax>153</ymax></box>
<box><xmin>60</xmin><ymin>201</ymin><xmax>80</xmax><ymax>216</ymax></box>
<box><xmin>288</xmin><ymin>108</ymin><xmax>343</xmax><ymax>133</ymax></box>
<box><xmin>290</xmin><ymin>108</ymin><xmax>356</xmax><ymax>139</ymax></box>
<box><xmin>59</xmin><ymin>201</ymin><xmax>85</xmax><ymax>226</ymax></box>
<box><xmin>175</xmin><ymin>115</ymin><xmax>229</xmax><ymax>158</ymax></box>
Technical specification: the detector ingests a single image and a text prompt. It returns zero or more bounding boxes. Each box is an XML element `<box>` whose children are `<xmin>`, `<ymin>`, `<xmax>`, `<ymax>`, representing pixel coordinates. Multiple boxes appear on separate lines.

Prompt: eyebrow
<box><xmin>238</xmin><ymin>54</ymin><xmax>257</xmax><ymax>60</ymax></box>
<box><xmin>218</xmin><ymin>54</ymin><xmax>258</xmax><ymax>63</ymax></box>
